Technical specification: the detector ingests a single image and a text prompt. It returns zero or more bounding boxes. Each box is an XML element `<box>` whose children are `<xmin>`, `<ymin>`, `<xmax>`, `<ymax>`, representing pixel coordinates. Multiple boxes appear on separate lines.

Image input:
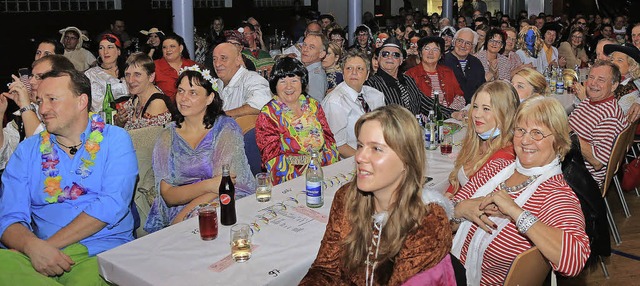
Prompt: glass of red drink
<box><xmin>198</xmin><ymin>205</ymin><xmax>218</xmax><ymax>240</ymax></box>
<box><xmin>440</xmin><ymin>126</ymin><xmax>453</xmax><ymax>155</ymax></box>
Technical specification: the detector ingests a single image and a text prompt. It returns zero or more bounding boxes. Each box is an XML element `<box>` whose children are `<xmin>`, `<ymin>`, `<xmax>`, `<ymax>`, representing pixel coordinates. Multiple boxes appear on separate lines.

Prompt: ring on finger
<box><xmin>478</xmin><ymin>213</ymin><xmax>486</xmax><ymax>219</ymax></box>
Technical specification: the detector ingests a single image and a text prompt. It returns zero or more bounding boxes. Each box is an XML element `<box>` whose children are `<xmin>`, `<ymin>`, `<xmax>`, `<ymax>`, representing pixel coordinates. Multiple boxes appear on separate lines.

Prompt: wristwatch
<box><xmin>18</xmin><ymin>104</ymin><xmax>36</xmax><ymax>116</ymax></box>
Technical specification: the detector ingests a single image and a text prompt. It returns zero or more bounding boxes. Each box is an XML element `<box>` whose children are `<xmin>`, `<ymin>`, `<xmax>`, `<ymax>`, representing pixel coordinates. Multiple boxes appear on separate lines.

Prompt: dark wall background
<box><xmin>0</xmin><ymin>0</ymin><xmax>308</xmax><ymax>89</ymax></box>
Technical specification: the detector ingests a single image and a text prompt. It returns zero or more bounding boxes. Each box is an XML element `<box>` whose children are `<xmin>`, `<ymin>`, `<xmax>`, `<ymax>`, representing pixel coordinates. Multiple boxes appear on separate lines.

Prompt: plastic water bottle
<box><xmin>306</xmin><ymin>151</ymin><xmax>324</xmax><ymax>208</ymax></box>
<box><xmin>556</xmin><ymin>68</ymin><xmax>564</xmax><ymax>94</ymax></box>
<box><xmin>423</xmin><ymin>117</ymin><xmax>431</xmax><ymax>150</ymax></box>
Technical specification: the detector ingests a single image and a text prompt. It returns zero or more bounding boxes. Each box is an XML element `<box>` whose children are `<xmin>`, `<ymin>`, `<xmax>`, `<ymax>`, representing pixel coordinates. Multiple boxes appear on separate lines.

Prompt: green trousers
<box><xmin>0</xmin><ymin>243</ymin><xmax>110</xmax><ymax>286</ymax></box>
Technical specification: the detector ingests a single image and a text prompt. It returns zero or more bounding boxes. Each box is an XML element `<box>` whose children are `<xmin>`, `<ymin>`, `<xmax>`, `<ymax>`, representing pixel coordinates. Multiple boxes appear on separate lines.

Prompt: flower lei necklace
<box><xmin>40</xmin><ymin>113</ymin><xmax>105</xmax><ymax>203</ymax></box>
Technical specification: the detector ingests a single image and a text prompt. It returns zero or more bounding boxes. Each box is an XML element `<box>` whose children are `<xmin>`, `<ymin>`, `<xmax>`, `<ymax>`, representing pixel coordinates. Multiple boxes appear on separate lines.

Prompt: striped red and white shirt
<box><xmin>568</xmin><ymin>96</ymin><xmax>628</xmax><ymax>184</ymax></box>
<box><xmin>453</xmin><ymin>158</ymin><xmax>591</xmax><ymax>285</ymax></box>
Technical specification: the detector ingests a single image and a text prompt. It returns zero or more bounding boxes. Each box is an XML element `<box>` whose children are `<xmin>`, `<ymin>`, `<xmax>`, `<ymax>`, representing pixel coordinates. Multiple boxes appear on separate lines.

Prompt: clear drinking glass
<box><xmin>255</xmin><ymin>173</ymin><xmax>272</xmax><ymax>202</ymax></box>
<box><xmin>230</xmin><ymin>223</ymin><xmax>252</xmax><ymax>262</ymax></box>
<box><xmin>440</xmin><ymin>126</ymin><xmax>453</xmax><ymax>155</ymax></box>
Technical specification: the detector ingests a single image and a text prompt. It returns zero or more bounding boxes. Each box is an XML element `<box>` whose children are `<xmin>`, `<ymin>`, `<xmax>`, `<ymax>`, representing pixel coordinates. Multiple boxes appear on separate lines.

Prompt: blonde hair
<box><xmin>624</xmin><ymin>54</ymin><xmax>640</xmax><ymax>79</ymax></box>
<box><xmin>514</xmin><ymin>67</ymin><xmax>548</xmax><ymax>96</ymax></box>
<box><xmin>448</xmin><ymin>81</ymin><xmax>520</xmax><ymax>192</ymax></box>
<box><xmin>327</xmin><ymin>42</ymin><xmax>344</xmax><ymax>68</ymax></box>
<box><xmin>344</xmin><ymin>105</ymin><xmax>428</xmax><ymax>277</ymax></box>
<box><xmin>516</xmin><ymin>26</ymin><xmax>543</xmax><ymax>57</ymax></box>
<box><xmin>514</xmin><ymin>96</ymin><xmax>571</xmax><ymax>159</ymax></box>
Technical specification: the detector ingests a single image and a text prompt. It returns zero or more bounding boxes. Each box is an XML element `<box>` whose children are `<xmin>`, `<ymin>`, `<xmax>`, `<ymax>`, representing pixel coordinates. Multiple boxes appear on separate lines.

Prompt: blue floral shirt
<box><xmin>0</xmin><ymin>121</ymin><xmax>138</xmax><ymax>256</ymax></box>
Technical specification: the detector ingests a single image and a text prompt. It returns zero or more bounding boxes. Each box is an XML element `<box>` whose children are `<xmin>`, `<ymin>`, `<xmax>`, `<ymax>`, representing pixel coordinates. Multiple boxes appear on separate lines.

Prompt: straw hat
<box><xmin>140</xmin><ymin>28</ymin><xmax>165</xmax><ymax>36</ymax></box>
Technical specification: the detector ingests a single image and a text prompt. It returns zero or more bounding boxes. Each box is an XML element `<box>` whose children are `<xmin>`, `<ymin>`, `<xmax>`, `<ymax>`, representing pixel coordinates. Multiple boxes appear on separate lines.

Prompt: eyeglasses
<box><xmin>488</xmin><ymin>39</ymin><xmax>503</xmax><ymax>46</ymax></box>
<box><xmin>29</xmin><ymin>73</ymin><xmax>44</xmax><ymax>81</ymax></box>
<box><xmin>422</xmin><ymin>46</ymin><xmax>441</xmax><ymax>53</ymax></box>
<box><xmin>512</xmin><ymin>127</ymin><xmax>553</xmax><ymax>141</ymax></box>
<box><xmin>455</xmin><ymin>38</ymin><xmax>474</xmax><ymax>47</ymax></box>
<box><xmin>380</xmin><ymin>51</ymin><xmax>402</xmax><ymax>59</ymax></box>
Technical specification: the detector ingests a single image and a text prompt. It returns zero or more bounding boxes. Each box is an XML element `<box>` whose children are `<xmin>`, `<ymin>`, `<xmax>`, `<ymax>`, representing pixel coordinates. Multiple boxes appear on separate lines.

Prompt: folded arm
<box><xmin>578</xmin><ymin>137</ymin><xmax>603</xmax><ymax>170</ymax></box>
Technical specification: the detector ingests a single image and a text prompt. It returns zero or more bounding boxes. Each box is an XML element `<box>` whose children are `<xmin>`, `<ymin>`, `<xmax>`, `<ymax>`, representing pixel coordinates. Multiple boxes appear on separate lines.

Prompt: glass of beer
<box><xmin>255</xmin><ymin>173</ymin><xmax>272</xmax><ymax>202</ymax></box>
<box><xmin>230</xmin><ymin>223</ymin><xmax>252</xmax><ymax>262</ymax></box>
<box><xmin>440</xmin><ymin>126</ymin><xmax>453</xmax><ymax>155</ymax></box>
<box><xmin>198</xmin><ymin>205</ymin><xmax>218</xmax><ymax>240</ymax></box>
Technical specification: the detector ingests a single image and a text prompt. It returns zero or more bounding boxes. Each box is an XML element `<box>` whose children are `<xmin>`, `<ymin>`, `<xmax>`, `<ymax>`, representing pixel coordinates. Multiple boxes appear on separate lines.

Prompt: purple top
<box><xmin>144</xmin><ymin>116</ymin><xmax>255</xmax><ymax>233</ymax></box>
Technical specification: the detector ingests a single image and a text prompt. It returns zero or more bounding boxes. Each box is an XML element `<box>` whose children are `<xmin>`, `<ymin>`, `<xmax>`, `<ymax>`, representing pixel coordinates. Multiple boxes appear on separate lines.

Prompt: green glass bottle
<box><xmin>102</xmin><ymin>83</ymin><xmax>116</xmax><ymax>124</ymax></box>
<box><xmin>433</xmin><ymin>90</ymin><xmax>444</xmax><ymax>144</ymax></box>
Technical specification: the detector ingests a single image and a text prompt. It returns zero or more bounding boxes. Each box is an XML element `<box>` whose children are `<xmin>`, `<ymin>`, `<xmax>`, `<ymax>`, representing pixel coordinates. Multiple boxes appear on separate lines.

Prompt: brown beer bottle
<box><xmin>219</xmin><ymin>164</ymin><xmax>236</xmax><ymax>225</ymax></box>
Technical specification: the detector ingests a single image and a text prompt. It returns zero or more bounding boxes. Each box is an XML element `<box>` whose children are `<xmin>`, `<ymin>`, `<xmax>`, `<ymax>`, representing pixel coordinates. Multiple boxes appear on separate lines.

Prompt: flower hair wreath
<box><xmin>178</xmin><ymin>65</ymin><xmax>219</xmax><ymax>92</ymax></box>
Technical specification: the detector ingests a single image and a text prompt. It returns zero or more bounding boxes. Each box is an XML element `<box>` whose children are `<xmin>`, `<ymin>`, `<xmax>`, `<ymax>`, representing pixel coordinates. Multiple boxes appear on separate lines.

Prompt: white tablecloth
<box><xmin>554</xmin><ymin>92</ymin><xmax>578</xmax><ymax>114</ymax></box>
<box><xmin>98</xmin><ymin>139</ymin><xmax>460</xmax><ymax>286</ymax></box>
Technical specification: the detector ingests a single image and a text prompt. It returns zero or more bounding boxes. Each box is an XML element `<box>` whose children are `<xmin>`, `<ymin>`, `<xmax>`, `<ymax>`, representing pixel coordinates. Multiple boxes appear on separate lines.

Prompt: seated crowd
<box><xmin>0</xmin><ymin>4</ymin><xmax>638</xmax><ymax>285</ymax></box>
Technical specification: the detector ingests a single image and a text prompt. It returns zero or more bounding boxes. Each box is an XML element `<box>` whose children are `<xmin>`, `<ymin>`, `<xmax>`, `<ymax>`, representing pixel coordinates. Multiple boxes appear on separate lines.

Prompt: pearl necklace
<box><xmin>498</xmin><ymin>174</ymin><xmax>539</xmax><ymax>195</ymax></box>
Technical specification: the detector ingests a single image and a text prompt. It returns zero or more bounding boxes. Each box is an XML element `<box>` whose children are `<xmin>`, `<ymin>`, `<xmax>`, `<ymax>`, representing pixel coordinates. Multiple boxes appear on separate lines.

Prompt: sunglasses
<box><xmin>102</xmin><ymin>35</ymin><xmax>122</xmax><ymax>48</ymax></box>
<box><xmin>380</xmin><ymin>51</ymin><xmax>402</xmax><ymax>59</ymax></box>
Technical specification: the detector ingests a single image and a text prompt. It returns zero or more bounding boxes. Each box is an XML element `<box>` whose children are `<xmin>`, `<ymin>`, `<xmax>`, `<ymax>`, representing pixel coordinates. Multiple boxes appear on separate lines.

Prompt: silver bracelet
<box><xmin>516</xmin><ymin>210</ymin><xmax>538</xmax><ymax>234</ymax></box>
<box><xmin>450</xmin><ymin>216</ymin><xmax>466</xmax><ymax>224</ymax></box>
<box><xmin>450</xmin><ymin>199</ymin><xmax>465</xmax><ymax>224</ymax></box>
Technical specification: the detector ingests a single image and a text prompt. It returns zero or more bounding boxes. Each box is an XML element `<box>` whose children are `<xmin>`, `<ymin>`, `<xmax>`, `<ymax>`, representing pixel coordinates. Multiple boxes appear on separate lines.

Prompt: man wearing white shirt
<box><xmin>537</xmin><ymin>23</ymin><xmax>566</xmax><ymax>73</ymax></box>
<box><xmin>213</xmin><ymin>43</ymin><xmax>272</xmax><ymax>117</ymax></box>
<box><xmin>322</xmin><ymin>50</ymin><xmax>385</xmax><ymax>158</ymax></box>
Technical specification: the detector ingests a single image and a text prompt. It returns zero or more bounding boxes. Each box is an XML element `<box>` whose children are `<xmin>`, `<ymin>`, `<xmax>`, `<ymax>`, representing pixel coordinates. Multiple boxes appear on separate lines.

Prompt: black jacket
<box><xmin>443</xmin><ymin>52</ymin><xmax>486</xmax><ymax>104</ymax></box>
<box><xmin>561</xmin><ymin>132</ymin><xmax>611</xmax><ymax>265</ymax></box>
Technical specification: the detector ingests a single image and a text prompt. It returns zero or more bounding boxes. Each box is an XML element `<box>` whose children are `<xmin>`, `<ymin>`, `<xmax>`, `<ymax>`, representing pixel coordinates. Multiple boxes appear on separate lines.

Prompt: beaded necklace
<box><xmin>40</xmin><ymin>113</ymin><xmax>105</xmax><ymax>203</ymax></box>
<box><xmin>498</xmin><ymin>175</ymin><xmax>539</xmax><ymax>195</ymax></box>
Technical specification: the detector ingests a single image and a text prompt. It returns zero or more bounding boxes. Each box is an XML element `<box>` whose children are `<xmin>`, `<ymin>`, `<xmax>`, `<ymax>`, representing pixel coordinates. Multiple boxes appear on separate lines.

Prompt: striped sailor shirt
<box><xmin>568</xmin><ymin>96</ymin><xmax>628</xmax><ymax>185</ymax></box>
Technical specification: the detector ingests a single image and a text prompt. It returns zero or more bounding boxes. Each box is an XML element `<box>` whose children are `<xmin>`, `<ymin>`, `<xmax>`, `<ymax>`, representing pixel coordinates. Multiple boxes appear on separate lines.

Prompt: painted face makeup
<box><xmin>525</xmin><ymin>29</ymin><xmax>537</xmax><ymax>57</ymax></box>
